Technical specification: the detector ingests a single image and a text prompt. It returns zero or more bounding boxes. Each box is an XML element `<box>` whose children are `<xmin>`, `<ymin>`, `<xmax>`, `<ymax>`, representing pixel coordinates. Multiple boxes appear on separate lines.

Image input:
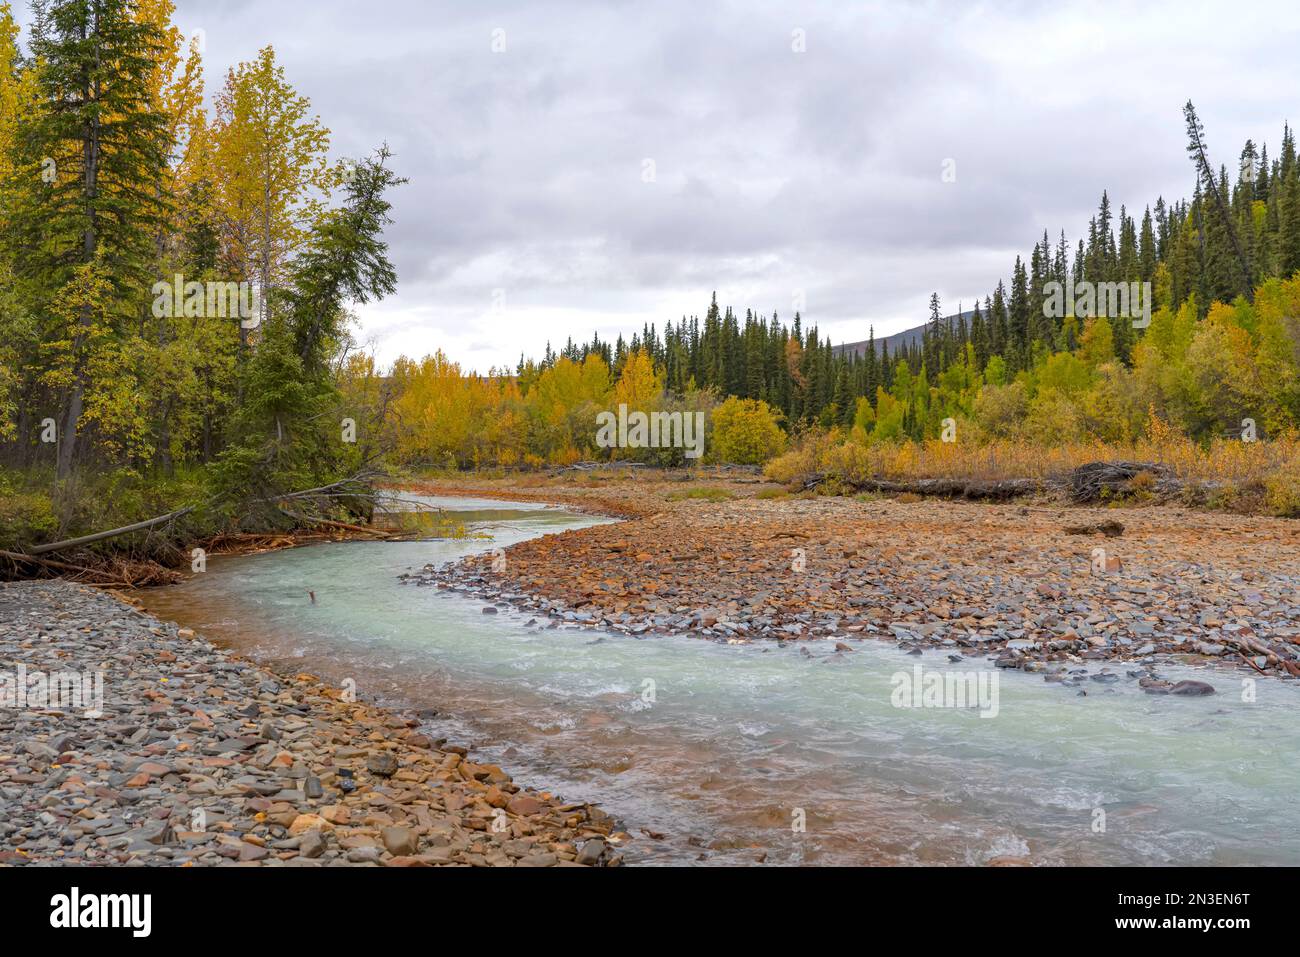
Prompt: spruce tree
<box><xmin>1279</xmin><ymin>167</ymin><xmax>1300</xmax><ymax>278</ymax></box>
<box><xmin>1139</xmin><ymin>207</ymin><xmax>1156</xmax><ymax>282</ymax></box>
<box><xmin>8</xmin><ymin>0</ymin><xmax>172</xmax><ymax>477</ymax></box>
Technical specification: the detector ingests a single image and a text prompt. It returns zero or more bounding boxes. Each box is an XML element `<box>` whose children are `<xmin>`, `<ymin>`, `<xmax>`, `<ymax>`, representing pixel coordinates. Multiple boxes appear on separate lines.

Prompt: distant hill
<box><xmin>832</xmin><ymin>309</ymin><xmax>976</xmax><ymax>359</ymax></box>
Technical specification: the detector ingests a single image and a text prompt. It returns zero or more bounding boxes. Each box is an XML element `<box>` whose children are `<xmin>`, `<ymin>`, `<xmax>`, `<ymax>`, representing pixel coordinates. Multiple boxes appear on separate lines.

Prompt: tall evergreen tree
<box><xmin>7</xmin><ymin>0</ymin><xmax>172</xmax><ymax>476</ymax></box>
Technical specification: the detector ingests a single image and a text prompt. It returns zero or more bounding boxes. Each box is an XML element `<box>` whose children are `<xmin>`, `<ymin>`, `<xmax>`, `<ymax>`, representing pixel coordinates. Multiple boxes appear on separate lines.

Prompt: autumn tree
<box><xmin>710</xmin><ymin>397</ymin><xmax>785</xmax><ymax>464</ymax></box>
<box><xmin>211</xmin><ymin>45</ymin><xmax>332</xmax><ymax>337</ymax></box>
<box><xmin>214</xmin><ymin>146</ymin><xmax>403</xmax><ymax>498</ymax></box>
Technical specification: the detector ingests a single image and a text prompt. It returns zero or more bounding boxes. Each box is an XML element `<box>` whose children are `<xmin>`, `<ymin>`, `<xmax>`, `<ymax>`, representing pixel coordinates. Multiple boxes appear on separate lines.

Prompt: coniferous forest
<box><xmin>517</xmin><ymin>107</ymin><xmax>1300</xmax><ymax>446</ymax></box>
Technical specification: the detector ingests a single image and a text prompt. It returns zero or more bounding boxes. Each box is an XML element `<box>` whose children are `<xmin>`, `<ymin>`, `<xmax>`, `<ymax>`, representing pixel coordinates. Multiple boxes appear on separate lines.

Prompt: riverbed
<box><xmin>137</xmin><ymin>495</ymin><xmax>1300</xmax><ymax>865</ymax></box>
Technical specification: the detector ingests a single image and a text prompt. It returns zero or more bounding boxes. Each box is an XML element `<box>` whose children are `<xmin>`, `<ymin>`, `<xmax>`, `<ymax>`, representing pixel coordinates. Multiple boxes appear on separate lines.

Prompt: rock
<box><xmin>507</xmin><ymin>794</ymin><xmax>544</xmax><ymax>817</ymax></box>
<box><xmin>22</xmin><ymin>740</ymin><xmax>59</xmax><ymax>760</ymax></box>
<box><xmin>366</xmin><ymin>753</ymin><xmax>399</xmax><ymax>777</ymax></box>
<box><xmin>1170</xmin><ymin>680</ymin><xmax>1216</xmax><ymax>696</ymax></box>
<box><xmin>48</xmin><ymin>734</ymin><xmax>82</xmax><ymax>755</ymax></box>
<box><xmin>381</xmin><ymin>826</ymin><xmax>419</xmax><ymax>856</ymax></box>
<box><xmin>576</xmin><ymin>838</ymin><xmax>606</xmax><ymax>866</ymax></box>
<box><xmin>320</xmin><ymin>805</ymin><xmax>351</xmax><ymax>825</ymax></box>
<box><xmin>288</xmin><ymin>814</ymin><xmax>331</xmax><ymax>836</ymax></box>
<box><xmin>518</xmin><ymin>853</ymin><xmax>558</xmax><ymax>867</ymax></box>
<box><xmin>139</xmin><ymin>821</ymin><xmax>176</xmax><ymax>845</ymax></box>
<box><xmin>298</xmin><ymin>828</ymin><xmax>327</xmax><ymax>859</ymax></box>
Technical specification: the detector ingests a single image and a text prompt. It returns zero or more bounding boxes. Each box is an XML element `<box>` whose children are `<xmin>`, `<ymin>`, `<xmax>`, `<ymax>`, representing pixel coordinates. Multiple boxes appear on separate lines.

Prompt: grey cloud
<box><xmin>160</xmin><ymin>0</ymin><xmax>1300</xmax><ymax>370</ymax></box>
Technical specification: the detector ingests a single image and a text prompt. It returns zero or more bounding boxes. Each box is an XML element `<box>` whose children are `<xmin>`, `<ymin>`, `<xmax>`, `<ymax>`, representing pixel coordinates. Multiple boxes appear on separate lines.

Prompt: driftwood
<box><xmin>277</xmin><ymin>509</ymin><xmax>393</xmax><ymax>538</ymax></box>
<box><xmin>802</xmin><ymin>473</ymin><xmax>1040</xmax><ymax>500</ymax></box>
<box><xmin>28</xmin><ymin>506</ymin><xmax>196</xmax><ymax>556</ymax></box>
<box><xmin>2</xmin><ymin>471</ymin><xmax>403</xmax><ymax>587</ymax></box>
<box><xmin>1063</xmin><ymin>520</ymin><xmax>1126</xmax><ymax>537</ymax></box>
<box><xmin>565</xmin><ymin>461</ymin><xmax>646</xmax><ymax>472</ymax></box>
<box><xmin>799</xmin><ymin>460</ymin><xmax>1187</xmax><ymax>504</ymax></box>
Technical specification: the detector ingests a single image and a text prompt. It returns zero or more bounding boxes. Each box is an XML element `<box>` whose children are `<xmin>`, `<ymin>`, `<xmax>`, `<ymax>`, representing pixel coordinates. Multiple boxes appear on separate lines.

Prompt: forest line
<box><xmin>3</xmin><ymin>0</ymin><xmax>1300</xmax><ymax>562</ymax></box>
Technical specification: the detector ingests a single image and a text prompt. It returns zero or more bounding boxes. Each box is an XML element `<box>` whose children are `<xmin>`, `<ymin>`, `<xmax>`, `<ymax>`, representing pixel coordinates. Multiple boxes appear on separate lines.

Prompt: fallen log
<box><xmin>884</xmin><ymin>477</ymin><xmax>1040</xmax><ymax>500</ymax></box>
<box><xmin>277</xmin><ymin>509</ymin><xmax>393</xmax><ymax>538</ymax></box>
<box><xmin>802</xmin><ymin>473</ymin><xmax>1040</xmax><ymax>500</ymax></box>
<box><xmin>1063</xmin><ymin>520</ymin><xmax>1126</xmax><ymax>537</ymax></box>
<box><xmin>28</xmin><ymin>505</ymin><xmax>196</xmax><ymax>556</ymax></box>
<box><xmin>1239</xmin><ymin>653</ymin><xmax>1269</xmax><ymax>675</ymax></box>
<box><xmin>798</xmin><ymin>460</ymin><xmax>1193</xmax><ymax>504</ymax></box>
<box><xmin>19</xmin><ymin>471</ymin><xmax>384</xmax><ymax>559</ymax></box>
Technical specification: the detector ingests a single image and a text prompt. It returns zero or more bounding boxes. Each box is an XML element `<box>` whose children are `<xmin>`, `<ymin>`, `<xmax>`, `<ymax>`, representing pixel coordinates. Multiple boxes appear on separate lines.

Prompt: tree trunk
<box><xmin>56</xmin><ymin>385</ymin><xmax>83</xmax><ymax>479</ymax></box>
<box><xmin>58</xmin><ymin>16</ymin><xmax>101</xmax><ymax>480</ymax></box>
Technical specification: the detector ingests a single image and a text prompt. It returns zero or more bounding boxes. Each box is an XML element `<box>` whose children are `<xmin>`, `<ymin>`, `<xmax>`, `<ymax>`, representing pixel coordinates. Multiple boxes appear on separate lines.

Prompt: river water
<box><xmin>137</xmin><ymin>495</ymin><xmax>1300</xmax><ymax>865</ymax></box>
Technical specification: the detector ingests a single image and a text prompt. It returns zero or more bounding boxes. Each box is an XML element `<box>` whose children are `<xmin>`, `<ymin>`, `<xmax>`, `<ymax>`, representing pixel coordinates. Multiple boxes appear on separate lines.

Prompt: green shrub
<box><xmin>665</xmin><ymin>486</ymin><xmax>732</xmax><ymax>502</ymax></box>
<box><xmin>0</xmin><ymin>490</ymin><xmax>58</xmax><ymax>550</ymax></box>
<box><xmin>1264</xmin><ymin>466</ymin><xmax>1300</xmax><ymax>517</ymax></box>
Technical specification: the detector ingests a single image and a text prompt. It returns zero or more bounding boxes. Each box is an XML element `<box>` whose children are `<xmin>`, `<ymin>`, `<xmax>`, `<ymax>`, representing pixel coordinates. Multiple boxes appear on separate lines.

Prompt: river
<box><xmin>136</xmin><ymin>494</ymin><xmax>1300</xmax><ymax>865</ymax></box>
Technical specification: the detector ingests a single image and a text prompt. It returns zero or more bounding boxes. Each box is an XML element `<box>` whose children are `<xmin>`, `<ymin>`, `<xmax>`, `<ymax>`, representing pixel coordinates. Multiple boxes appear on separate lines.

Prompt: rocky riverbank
<box><xmin>406</xmin><ymin>484</ymin><xmax>1300</xmax><ymax>681</ymax></box>
<box><xmin>0</xmin><ymin>581</ymin><xmax>620</xmax><ymax>866</ymax></box>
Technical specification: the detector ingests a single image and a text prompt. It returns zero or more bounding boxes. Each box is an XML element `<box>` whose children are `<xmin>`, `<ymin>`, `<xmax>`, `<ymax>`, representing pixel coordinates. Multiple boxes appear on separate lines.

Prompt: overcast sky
<box><xmin>21</xmin><ymin>1</ymin><xmax>1300</xmax><ymax>370</ymax></box>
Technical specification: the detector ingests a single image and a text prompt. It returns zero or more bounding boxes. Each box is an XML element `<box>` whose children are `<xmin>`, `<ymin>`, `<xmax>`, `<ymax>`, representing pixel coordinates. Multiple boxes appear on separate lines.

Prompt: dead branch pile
<box><xmin>1067</xmin><ymin>461</ymin><xmax>1178</xmax><ymax>502</ymax></box>
<box><xmin>0</xmin><ymin>549</ymin><xmax>183</xmax><ymax>588</ymax></box>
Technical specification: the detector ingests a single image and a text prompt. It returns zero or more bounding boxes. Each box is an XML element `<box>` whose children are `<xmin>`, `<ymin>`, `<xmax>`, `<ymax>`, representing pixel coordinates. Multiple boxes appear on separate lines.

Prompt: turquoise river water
<box><xmin>137</xmin><ymin>495</ymin><xmax>1300</xmax><ymax>866</ymax></box>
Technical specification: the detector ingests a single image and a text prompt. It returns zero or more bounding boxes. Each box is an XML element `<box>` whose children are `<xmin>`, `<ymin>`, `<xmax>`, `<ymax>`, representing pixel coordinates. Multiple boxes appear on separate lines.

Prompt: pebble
<box><xmin>0</xmin><ymin>582</ymin><xmax>617</xmax><ymax>867</ymax></box>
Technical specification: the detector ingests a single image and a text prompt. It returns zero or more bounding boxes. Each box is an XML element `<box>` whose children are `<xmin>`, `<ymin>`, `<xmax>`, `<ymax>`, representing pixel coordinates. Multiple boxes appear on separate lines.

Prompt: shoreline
<box><xmin>0</xmin><ymin>580</ymin><xmax>621</xmax><ymax>866</ymax></box>
<box><xmin>401</xmin><ymin>475</ymin><xmax>1300</xmax><ymax>683</ymax></box>
<box><xmin>390</xmin><ymin>477</ymin><xmax>664</xmax><ymax>519</ymax></box>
